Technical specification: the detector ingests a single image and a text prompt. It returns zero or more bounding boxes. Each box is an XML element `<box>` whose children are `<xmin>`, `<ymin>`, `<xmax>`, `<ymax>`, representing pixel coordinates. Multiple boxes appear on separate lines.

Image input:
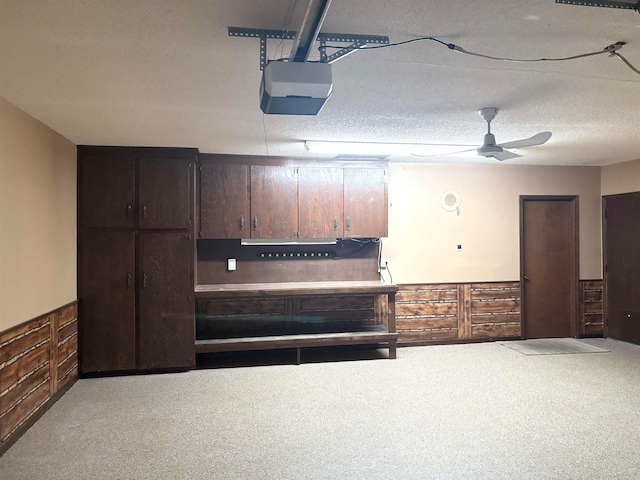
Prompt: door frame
<box><xmin>519</xmin><ymin>195</ymin><xmax>580</xmax><ymax>339</ymax></box>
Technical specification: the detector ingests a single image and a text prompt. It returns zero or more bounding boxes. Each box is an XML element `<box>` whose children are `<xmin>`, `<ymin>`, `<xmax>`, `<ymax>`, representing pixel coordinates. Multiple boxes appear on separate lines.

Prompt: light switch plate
<box><xmin>227</xmin><ymin>258</ymin><xmax>236</xmax><ymax>271</ymax></box>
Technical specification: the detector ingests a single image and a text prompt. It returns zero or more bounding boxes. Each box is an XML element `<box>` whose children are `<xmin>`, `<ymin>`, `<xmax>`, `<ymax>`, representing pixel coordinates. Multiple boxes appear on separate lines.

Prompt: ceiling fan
<box><xmin>555</xmin><ymin>0</ymin><xmax>640</xmax><ymax>14</ymax></box>
<box><xmin>414</xmin><ymin>107</ymin><xmax>552</xmax><ymax>161</ymax></box>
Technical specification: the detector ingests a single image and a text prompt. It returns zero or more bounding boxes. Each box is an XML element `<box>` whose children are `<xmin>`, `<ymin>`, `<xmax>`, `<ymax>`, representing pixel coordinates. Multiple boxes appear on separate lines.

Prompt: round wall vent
<box><xmin>440</xmin><ymin>189</ymin><xmax>461</xmax><ymax>212</ymax></box>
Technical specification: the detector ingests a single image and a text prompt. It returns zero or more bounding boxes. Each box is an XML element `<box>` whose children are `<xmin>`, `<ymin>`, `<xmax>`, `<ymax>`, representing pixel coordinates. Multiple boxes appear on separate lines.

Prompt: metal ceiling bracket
<box><xmin>228</xmin><ymin>26</ymin><xmax>389</xmax><ymax>70</ymax></box>
<box><xmin>554</xmin><ymin>0</ymin><xmax>640</xmax><ymax>11</ymax></box>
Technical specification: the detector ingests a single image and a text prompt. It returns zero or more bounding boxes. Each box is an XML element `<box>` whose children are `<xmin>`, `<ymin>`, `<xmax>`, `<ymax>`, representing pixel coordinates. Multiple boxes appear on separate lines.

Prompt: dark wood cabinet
<box><xmin>298</xmin><ymin>167</ymin><xmax>343</xmax><ymax>238</ymax></box>
<box><xmin>198</xmin><ymin>156</ymin><xmax>388</xmax><ymax>240</ymax></box>
<box><xmin>199</xmin><ymin>163</ymin><xmax>250</xmax><ymax>238</ymax></box>
<box><xmin>139</xmin><ymin>157</ymin><xmax>192</xmax><ymax>229</ymax></box>
<box><xmin>79</xmin><ymin>231</ymin><xmax>136</xmax><ymax>373</ymax></box>
<box><xmin>138</xmin><ymin>231</ymin><xmax>194</xmax><ymax>369</ymax></box>
<box><xmin>250</xmin><ymin>165</ymin><xmax>299</xmax><ymax>239</ymax></box>
<box><xmin>344</xmin><ymin>167</ymin><xmax>388</xmax><ymax>238</ymax></box>
<box><xmin>79</xmin><ymin>156</ymin><xmax>135</xmax><ymax>229</ymax></box>
<box><xmin>77</xmin><ymin>146</ymin><xmax>197</xmax><ymax>375</ymax></box>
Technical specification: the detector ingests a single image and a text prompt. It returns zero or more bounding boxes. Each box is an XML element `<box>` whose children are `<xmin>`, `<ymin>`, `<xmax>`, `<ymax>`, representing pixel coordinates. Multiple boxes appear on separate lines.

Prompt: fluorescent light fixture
<box><xmin>240</xmin><ymin>238</ymin><xmax>338</xmax><ymax>246</ymax></box>
<box><xmin>304</xmin><ymin>140</ymin><xmax>472</xmax><ymax>157</ymax></box>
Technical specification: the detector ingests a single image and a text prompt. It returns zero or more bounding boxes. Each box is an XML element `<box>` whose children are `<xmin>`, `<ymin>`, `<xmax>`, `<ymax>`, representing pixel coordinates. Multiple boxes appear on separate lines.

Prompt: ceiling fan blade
<box><xmin>411</xmin><ymin>148</ymin><xmax>477</xmax><ymax>158</ymax></box>
<box><xmin>493</xmin><ymin>150</ymin><xmax>522</xmax><ymax>161</ymax></box>
<box><xmin>498</xmin><ymin>131</ymin><xmax>552</xmax><ymax>150</ymax></box>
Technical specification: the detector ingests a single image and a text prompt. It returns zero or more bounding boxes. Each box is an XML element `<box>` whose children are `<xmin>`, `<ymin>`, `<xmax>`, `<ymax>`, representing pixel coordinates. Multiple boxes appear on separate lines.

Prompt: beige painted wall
<box><xmin>385</xmin><ymin>163</ymin><xmax>602</xmax><ymax>284</ymax></box>
<box><xmin>0</xmin><ymin>97</ymin><xmax>77</xmax><ymax>331</ymax></box>
<box><xmin>601</xmin><ymin>158</ymin><xmax>640</xmax><ymax>196</ymax></box>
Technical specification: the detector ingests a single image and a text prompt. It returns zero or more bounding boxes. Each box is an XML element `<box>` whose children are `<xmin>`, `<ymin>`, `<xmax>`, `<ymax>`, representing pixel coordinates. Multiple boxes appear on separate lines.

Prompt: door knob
<box><xmin>523</xmin><ymin>275</ymin><xmax>529</xmax><ymax>281</ymax></box>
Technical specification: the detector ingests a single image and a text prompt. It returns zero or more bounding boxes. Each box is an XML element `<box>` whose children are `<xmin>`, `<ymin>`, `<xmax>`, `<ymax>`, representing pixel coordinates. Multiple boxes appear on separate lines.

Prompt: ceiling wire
<box><xmin>262</xmin><ymin>114</ymin><xmax>269</xmax><ymax>155</ymax></box>
<box><xmin>274</xmin><ymin>0</ymin><xmax>296</xmax><ymax>62</ymax></box>
<box><xmin>318</xmin><ymin>37</ymin><xmax>640</xmax><ymax>77</ymax></box>
<box><xmin>614</xmin><ymin>52</ymin><xmax>640</xmax><ymax>74</ymax></box>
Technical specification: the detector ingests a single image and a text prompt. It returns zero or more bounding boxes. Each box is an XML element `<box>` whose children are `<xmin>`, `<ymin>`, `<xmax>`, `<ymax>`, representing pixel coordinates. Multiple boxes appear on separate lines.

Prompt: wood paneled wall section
<box><xmin>580</xmin><ymin>280</ymin><xmax>604</xmax><ymax>336</ymax></box>
<box><xmin>397</xmin><ymin>281</ymin><xmax>603</xmax><ymax>343</ymax></box>
<box><xmin>396</xmin><ymin>282</ymin><xmax>521</xmax><ymax>343</ymax></box>
<box><xmin>0</xmin><ymin>302</ymin><xmax>78</xmax><ymax>455</ymax></box>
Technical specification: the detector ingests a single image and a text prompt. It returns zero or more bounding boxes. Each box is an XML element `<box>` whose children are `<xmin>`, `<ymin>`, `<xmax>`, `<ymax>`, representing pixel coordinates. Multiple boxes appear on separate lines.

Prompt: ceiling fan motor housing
<box><xmin>477</xmin><ymin>132</ymin><xmax>503</xmax><ymax>157</ymax></box>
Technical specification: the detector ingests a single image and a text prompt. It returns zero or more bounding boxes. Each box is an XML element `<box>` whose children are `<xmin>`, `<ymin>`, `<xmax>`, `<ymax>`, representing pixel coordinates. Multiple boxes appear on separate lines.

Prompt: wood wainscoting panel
<box><xmin>397</xmin><ymin>280</ymin><xmax>601</xmax><ymax>345</ymax></box>
<box><xmin>397</xmin><ymin>282</ymin><xmax>522</xmax><ymax>344</ymax></box>
<box><xmin>0</xmin><ymin>302</ymin><xmax>78</xmax><ymax>455</ymax></box>
<box><xmin>470</xmin><ymin>282</ymin><xmax>521</xmax><ymax>339</ymax></box>
<box><xmin>396</xmin><ymin>284</ymin><xmax>459</xmax><ymax>342</ymax></box>
<box><xmin>580</xmin><ymin>280</ymin><xmax>603</xmax><ymax>336</ymax></box>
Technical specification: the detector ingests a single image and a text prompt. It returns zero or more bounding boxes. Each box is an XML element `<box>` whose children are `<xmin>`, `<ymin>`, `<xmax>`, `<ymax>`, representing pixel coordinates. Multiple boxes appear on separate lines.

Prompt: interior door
<box><xmin>521</xmin><ymin>197</ymin><xmax>578</xmax><ymax>339</ymax></box>
<box><xmin>138</xmin><ymin>231</ymin><xmax>194</xmax><ymax>369</ymax></box>
<box><xmin>138</xmin><ymin>157</ymin><xmax>192</xmax><ymax>229</ymax></box>
<box><xmin>79</xmin><ymin>231</ymin><xmax>136</xmax><ymax>373</ymax></box>
<box><xmin>298</xmin><ymin>167</ymin><xmax>343</xmax><ymax>238</ymax></box>
<box><xmin>603</xmin><ymin>192</ymin><xmax>640</xmax><ymax>344</ymax></box>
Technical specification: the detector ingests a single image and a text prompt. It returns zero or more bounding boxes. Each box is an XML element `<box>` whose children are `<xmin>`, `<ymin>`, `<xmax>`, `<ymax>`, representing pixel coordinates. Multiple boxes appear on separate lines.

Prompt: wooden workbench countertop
<box><xmin>194</xmin><ymin>280</ymin><xmax>398</xmax><ymax>298</ymax></box>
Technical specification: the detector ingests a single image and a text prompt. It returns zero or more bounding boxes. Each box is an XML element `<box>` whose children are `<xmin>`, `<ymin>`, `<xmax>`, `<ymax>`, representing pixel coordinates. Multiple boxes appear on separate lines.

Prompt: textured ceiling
<box><xmin>1</xmin><ymin>0</ymin><xmax>640</xmax><ymax>165</ymax></box>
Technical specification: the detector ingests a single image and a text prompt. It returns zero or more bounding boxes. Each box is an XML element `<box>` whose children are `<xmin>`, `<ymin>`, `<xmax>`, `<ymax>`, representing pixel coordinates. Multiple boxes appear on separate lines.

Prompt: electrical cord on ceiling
<box><xmin>613</xmin><ymin>52</ymin><xmax>640</xmax><ymax>74</ymax></box>
<box><xmin>318</xmin><ymin>37</ymin><xmax>640</xmax><ymax>77</ymax></box>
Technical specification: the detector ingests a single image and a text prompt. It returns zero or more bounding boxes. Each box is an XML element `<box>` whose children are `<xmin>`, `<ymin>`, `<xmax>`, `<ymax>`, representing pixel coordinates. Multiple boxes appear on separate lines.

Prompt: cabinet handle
<box><xmin>334</xmin><ymin>216</ymin><xmax>339</xmax><ymax>231</ymax></box>
<box><xmin>346</xmin><ymin>216</ymin><xmax>351</xmax><ymax>232</ymax></box>
<box><xmin>126</xmin><ymin>203</ymin><xmax>133</xmax><ymax>218</ymax></box>
<box><xmin>240</xmin><ymin>215</ymin><xmax>244</xmax><ymax>231</ymax></box>
<box><xmin>142</xmin><ymin>272</ymin><xmax>147</xmax><ymax>288</ymax></box>
<box><xmin>253</xmin><ymin>215</ymin><xmax>258</xmax><ymax>231</ymax></box>
<box><xmin>127</xmin><ymin>272</ymin><xmax>132</xmax><ymax>287</ymax></box>
<box><xmin>142</xmin><ymin>204</ymin><xmax>147</xmax><ymax>219</ymax></box>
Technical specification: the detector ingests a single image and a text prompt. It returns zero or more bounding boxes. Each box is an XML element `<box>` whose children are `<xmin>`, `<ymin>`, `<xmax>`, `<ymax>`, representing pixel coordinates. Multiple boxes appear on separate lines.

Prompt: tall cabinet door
<box><xmin>139</xmin><ymin>157</ymin><xmax>192</xmax><ymax>229</ymax></box>
<box><xmin>250</xmin><ymin>165</ymin><xmax>298</xmax><ymax>239</ymax></box>
<box><xmin>344</xmin><ymin>167</ymin><xmax>388</xmax><ymax>238</ymax></box>
<box><xmin>79</xmin><ymin>231</ymin><xmax>136</xmax><ymax>373</ymax></box>
<box><xmin>200</xmin><ymin>163</ymin><xmax>250</xmax><ymax>239</ymax></box>
<box><xmin>298</xmin><ymin>167</ymin><xmax>343</xmax><ymax>238</ymax></box>
<box><xmin>79</xmin><ymin>156</ymin><xmax>135</xmax><ymax>229</ymax></box>
<box><xmin>138</xmin><ymin>231</ymin><xmax>194</xmax><ymax>369</ymax></box>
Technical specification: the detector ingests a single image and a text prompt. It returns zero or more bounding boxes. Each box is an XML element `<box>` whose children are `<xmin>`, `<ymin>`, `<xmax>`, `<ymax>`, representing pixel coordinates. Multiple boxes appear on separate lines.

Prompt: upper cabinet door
<box><xmin>344</xmin><ymin>167</ymin><xmax>388</xmax><ymax>238</ymax></box>
<box><xmin>250</xmin><ymin>165</ymin><xmax>298</xmax><ymax>239</ymax></box>
<box><xmin>200</xmin><ymin>164</ymin><xmax>250</xmax><ymax>239</ymax></box>
<box><xmin>298</xmin><ymin>167</ymin><xmax>343</xmax><ymax>238</ymax></box>
<box><xmin>138</xmin><ymin>157</ymin><xmax>192</xmax><ymax>229</ymax></box>
<box><xmin>79</xmin><ymin>156</ymin><xmax>136</xmax><ymax>229</ymax></box>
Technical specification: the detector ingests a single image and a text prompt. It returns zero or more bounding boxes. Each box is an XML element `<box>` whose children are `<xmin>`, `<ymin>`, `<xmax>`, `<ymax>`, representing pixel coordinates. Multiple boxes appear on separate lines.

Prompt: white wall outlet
<box><xmin>380</xmin><ymin>259</ymin><xmax>388</xmax><ymax>269</ymax></box>
<box><xmin>227</xmin><ymin>258</ymin><xmax>236</xmax><ymax>271</ymax></box>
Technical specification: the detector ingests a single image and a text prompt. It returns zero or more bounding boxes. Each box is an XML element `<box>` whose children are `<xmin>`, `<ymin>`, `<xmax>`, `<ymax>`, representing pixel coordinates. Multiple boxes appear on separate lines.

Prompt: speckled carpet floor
<box><xmin>1</xmin><ymin>338</ymin><xmax>639</xmax><ymax>480</ymax></box>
